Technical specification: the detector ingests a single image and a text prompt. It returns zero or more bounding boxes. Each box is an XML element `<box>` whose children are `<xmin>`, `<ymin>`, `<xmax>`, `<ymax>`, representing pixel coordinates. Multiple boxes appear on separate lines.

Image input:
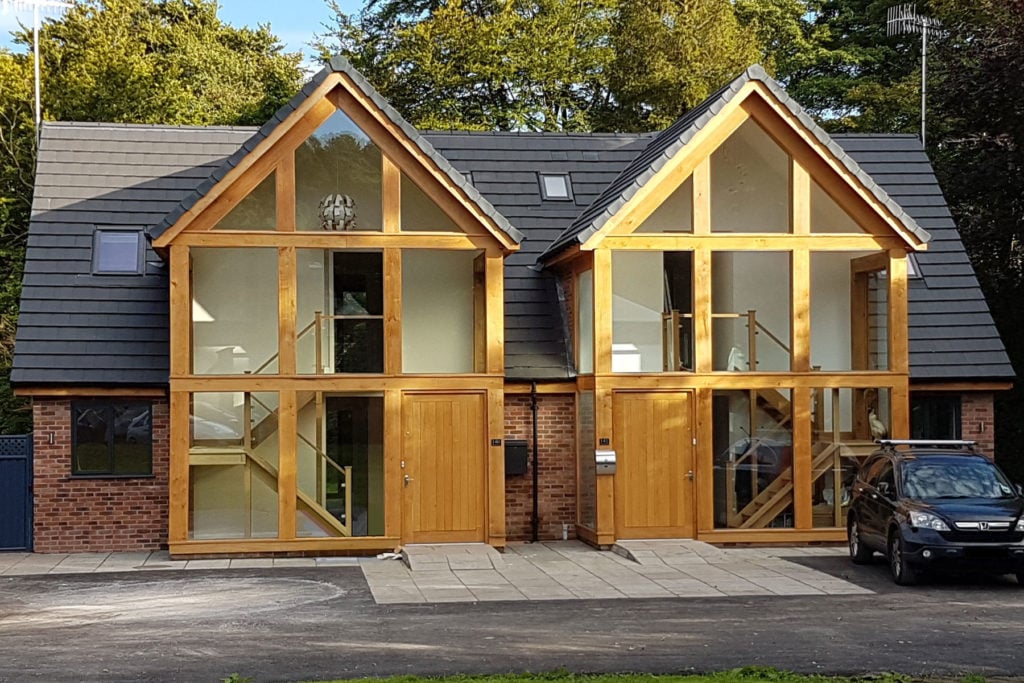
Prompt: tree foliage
<box><xmin>317</xmin><ymin>0</ymin><xmax>812</xmax><ymax>132</ymax></box>
<box><xmin>0</xmin><ymin>0</ymin><xmax>303</xmax><ymax>434</ymax></box>
<box><xmin>782</xmin><ymin>0</ymin><xmax>923</xmax><ymax>133</ymax></box>
<box><xmin>928</xmin><ymin>0</ymin><xmax>1024</xmax><ymax>476</ymax></box>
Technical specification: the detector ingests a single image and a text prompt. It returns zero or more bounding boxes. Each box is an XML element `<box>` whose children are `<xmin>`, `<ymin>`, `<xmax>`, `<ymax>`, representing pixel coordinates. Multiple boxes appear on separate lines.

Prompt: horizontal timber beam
<box><xmin>171</xmin><ymin>374</ymin><xmax>505</xmax><ymax>393</ymax></box>
<box><xmin>598</xmin><ymin>234</ymin><xmax>907</xmax><ymax>251</ymax></box>
<box><xmin>15</xmin><ymin>386</ymin><xmax>167</xmax><ymax>398</ymax></box>
<box><xmin>911</xmin><ymin>382</ymin><xmax>1014</xmax><ymax>392</ymax></box>
<box><xmin>504</xmin><ymin>382</ymin><xmax>578</xmax><ymax>394</ymax></box>
<box><xmin>176</xmin><ymin>231</ymin><xmax>495</xmax><ymax>250</ymax></box>
<box><xmin>169</xmin><ymin>537</ymin><xmax>401</xmax><ymax>557</ymax></box>
<box><xmin>591</xmin><ymin>372</ymin><xmax>907</xmax><ymax>389</ymax></box>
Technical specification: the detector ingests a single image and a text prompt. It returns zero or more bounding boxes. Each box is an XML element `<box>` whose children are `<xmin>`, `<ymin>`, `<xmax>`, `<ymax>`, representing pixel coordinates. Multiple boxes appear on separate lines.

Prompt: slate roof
<box><xmin>149</xmin><ymin>56</ymin><xmax>523</xmax><ymax>246</ymax></box>
<box><xmin>11</xmin><ymin>111</ymin><xmax>1014</xmax><ymax>386</ymax></box>
<box><xmin>13</xmin><ymin>122</ymin><xmax>254</xmax><ymax>386</ymax></box>
<box><xmin>542</xmin><ymin>65</ymin><xmax>931</xmax><ymax>260</ymax></box>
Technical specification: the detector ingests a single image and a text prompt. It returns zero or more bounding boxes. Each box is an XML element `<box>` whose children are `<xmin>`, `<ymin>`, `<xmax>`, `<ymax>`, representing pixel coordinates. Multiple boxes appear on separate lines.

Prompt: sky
<box><xmin>0</xmin><ymin>0</ymin><xmax>364</xmax><ymax>57</ymax></box>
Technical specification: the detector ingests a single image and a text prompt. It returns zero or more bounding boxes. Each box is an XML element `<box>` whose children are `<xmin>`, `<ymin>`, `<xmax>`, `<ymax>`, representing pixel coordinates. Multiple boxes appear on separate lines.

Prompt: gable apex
<box><xmin>540</xmin><ymin>64</ymin><xmax>931</xmax><ymax>261</ymax></box>
<box><xmin>150</xmin><ymin>56</ymin><xmax>523</xmax><ymax>247</ymax></box>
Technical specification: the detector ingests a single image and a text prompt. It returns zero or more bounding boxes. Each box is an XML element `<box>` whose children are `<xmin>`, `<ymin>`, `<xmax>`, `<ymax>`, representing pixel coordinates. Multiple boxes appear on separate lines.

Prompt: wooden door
<box><xmin>613</xmin><ymin>391</ymin><xmax>695</xmax><ymax>539</ymax></box>
<box><xmin>401</xmin><ymin>392</ymin><xmax>486</xmax><ymax>543</ymax></box>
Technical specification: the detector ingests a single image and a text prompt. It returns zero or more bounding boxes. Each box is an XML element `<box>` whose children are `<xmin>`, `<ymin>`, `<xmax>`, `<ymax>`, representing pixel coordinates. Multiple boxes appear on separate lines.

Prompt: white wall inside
<box><xmin>810</xmin><ymin>251</ymin><xmax>874</xmax><ymax>371</ymax></box>
<box><xmin>192</xmin><ymin>248</ymin><xmax>279</xmax><ymax>375</ymax></box>
<box><xmin>402</xmin><ymin>250</ymin><xmax>475</xmax><ymax>373</ymax></box>
<box><xmin>612</xmin><ymin>251</ymin><xmax>664</xmax><ymax>372</ymax></box>
<box><xmin>711</xmin><ymin>120</ymin><xmax>790</xmax><ymax>233</ymax></box>
<box><xmin>712</xmin><ymin>251</ymin><xmax>790</xmax><ymax>371</ymax></box>
<box><xmin>812</xmin><ymin>180</ymin><xmax>865</xmax><ymax>233</ymax></box>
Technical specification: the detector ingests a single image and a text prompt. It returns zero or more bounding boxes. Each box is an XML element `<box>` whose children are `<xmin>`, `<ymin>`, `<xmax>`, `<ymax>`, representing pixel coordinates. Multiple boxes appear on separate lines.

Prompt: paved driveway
<box><xmin>2</xmin><ymin>557</ymin><xmax>1024</xmax><ymax>682</ymax></box>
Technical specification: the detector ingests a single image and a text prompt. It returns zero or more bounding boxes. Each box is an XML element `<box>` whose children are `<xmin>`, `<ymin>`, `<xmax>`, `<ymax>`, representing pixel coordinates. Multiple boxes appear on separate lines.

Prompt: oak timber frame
<box><xmin>561</xmin><ymin>82</ymin><xmax>923</xmax><ymax>546</ymax></box>
<box><xmin>162</xmin><ymin>71</ymin><xmax>515</xmax><ymax>556</ymax></box>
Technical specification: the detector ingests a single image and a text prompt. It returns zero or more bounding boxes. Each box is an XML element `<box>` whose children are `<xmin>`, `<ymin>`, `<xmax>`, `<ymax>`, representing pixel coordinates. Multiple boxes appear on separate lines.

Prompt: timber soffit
<box><xmin>539</xmin><ymin>64</ymin><xmax>933</xmax><ymax>262</ymax></box>
<box><xmin>147</xmin><ymin>56</ymin><xmax>524</xmax><ymax>246</ymax></box>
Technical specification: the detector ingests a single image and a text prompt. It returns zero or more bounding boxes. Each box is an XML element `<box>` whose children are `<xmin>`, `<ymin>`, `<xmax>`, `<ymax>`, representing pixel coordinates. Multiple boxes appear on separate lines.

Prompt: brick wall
<box><xmin>504</xmin><ymin>393</ymin><xmax>577</xmax><ymax>541</ymax></box>
<box><xmin>33</xmin><ymin>398</ymin><xmax>169</xmax><ymax>553</ymax></box>
<box><xmin>961</xmin><ymin>392</ymin><xmax>995</xmax><ymax>456</ymax></box>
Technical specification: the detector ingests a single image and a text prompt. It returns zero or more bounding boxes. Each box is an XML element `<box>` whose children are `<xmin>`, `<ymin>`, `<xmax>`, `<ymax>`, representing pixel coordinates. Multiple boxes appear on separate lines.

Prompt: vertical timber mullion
<box><xmin>593</xmin><ymin>249</ymin><xmax>612</xmax><ymax>375</ymax></box>
<box><xmin>792</xmin><ymin>386</ymin><xmax>813</xmax><ymax>529</ymax></box>
<box><xmin>791</xmin><ymin>250</ymin><xmax>810</xmax><ymax>372</ymax></box>
<box><xmin>278</xmin><ymin>246</ymin><xmax>297</xmax><ymax>376</ymax></box>
<box><xmin>384</xmin><ymin>249</ymin><xmax>402</xmax><ymax>375</ymax></box>
<box><xmin>277</xmin><ymin>390</ymin><xmax>297</xmax><ymax>540</ymax></box>
<box><xmin>692</xmin><ymin>158</ymin><xmax>711</xmax><ymax>235</ymax></box>
<box><xmin>693</xmin><ymin>248</ymin><xmax>712</xmax><ymax>373</ymax></box>
<box><xmin>277</xmin><ymin>152</ymin><xmax>296</xmax><ymax>232</ymax></box>
<box><xmin>383</xmin><ymin>156</ymin><xmax>401</xmax><ymax>233</ymax></box>
<box><xmin>485</xmin><ymin>250</ymin><xmax>504</xmax><ymax>375</ymax></box>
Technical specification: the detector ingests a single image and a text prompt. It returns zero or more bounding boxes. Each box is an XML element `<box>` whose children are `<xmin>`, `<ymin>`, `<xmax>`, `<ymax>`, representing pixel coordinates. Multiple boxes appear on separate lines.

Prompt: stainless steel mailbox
<box><xmin>595</xmin><ymin>449</ymin><xmax>617</xmax><ymax>475</ymax></box>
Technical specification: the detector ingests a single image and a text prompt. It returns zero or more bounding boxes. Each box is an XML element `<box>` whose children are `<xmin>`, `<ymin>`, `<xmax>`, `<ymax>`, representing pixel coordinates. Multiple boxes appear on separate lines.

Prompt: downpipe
<box><xmin>531</xmin><ymin>381</ymin><xmax>540</xmax><ymax>543</ymax></box>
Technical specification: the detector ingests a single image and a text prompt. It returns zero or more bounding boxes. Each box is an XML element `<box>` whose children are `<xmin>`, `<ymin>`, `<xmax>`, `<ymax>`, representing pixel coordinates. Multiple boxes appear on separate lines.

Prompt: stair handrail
<box><xmin>662</xmin><ymin>309</ymin><xmax>790</xmax><ymax>371</ymax></box>
<box><xmin>249</xmin><ymin>317</ymin><xmax>321</xmax><ymax>376</ymax></box>
<box><xmin>245</xmin><ymin>391</ymin><xmax>353</xmax><ymax>535</ymax></box>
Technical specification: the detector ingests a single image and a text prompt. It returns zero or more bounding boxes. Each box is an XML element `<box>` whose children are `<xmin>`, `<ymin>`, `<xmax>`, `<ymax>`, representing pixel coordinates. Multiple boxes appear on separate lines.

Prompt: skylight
<box><xmin>93</xmin><ymin>229</ymin><xmax>144</xmax><ymax>275</ymax></box>
<box><xmin>539</xmin><ymin>173</ymin><xmax>573</xmax><ymax>201</ymax></box>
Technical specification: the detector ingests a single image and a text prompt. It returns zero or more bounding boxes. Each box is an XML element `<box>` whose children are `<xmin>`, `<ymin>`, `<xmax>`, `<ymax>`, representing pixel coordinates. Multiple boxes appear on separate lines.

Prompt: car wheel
<box><xmin>848</xmin><ymin>517</ymin><xmax>874</xmax><ymax>564</ymax></box>
<box><xmin>888</xmin><ymin>529</ymin><xmax>918</xmax><ymax>586</ymax></box>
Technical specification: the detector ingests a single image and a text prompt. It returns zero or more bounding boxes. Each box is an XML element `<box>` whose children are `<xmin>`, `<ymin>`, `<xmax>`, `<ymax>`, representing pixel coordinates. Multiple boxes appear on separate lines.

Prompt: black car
<box><xmin>847</xmin><ymin>439</ymin><xmax>1024</xmax><ymax>585</ymax></box>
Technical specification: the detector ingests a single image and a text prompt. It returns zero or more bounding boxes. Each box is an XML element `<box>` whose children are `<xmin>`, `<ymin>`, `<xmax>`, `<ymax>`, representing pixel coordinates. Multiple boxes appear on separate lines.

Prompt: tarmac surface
<box><xmin>2</xmin><ymin>551</ymin><xmax>1024</xmax><ymax>682</ymax></box>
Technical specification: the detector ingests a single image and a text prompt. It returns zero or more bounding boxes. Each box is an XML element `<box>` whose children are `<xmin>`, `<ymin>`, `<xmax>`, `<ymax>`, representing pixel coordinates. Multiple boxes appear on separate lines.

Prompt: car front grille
<box><xmin>941</xmin><ymin>530</ymin><xmax>1024</xmax><ymax>544</ymax></box>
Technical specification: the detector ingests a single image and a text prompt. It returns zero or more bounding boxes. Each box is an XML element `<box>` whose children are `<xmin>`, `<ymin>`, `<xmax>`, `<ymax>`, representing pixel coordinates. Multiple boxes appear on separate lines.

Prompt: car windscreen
<box><xmin>901</xmin><ymin>458</ymin><xmax>1016</xmax><ymax>499</ymax></box>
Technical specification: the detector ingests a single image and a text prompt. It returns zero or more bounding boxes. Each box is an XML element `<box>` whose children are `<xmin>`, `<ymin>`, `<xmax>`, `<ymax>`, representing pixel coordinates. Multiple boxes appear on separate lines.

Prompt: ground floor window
<box><xmin>911</xmin><ymin>394</ymin><xmax>962</xmax><ymax>440</ymax></box>
<box><xmin>72</xmin><ymin>402</ymin><xmax>152</xmax><ymax>476</ymax></box>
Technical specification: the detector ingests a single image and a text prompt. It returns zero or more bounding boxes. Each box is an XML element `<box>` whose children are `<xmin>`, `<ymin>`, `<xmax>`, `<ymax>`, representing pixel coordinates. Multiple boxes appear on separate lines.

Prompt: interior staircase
<box><xmin>189</xmin><ymin>390</ymin><xmax>352</xmax><ymax>538</ymax></box>
<box><xmin>727</xmin><ymin>439</ymin><xmax>875</xmax><ymax>528</ymax></box>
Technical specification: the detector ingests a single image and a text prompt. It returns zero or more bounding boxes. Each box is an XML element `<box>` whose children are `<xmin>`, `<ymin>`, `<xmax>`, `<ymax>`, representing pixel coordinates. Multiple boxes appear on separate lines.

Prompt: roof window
<box><xmin>93</xmin><ymin>229</ymin><xmax>144</xmax><ymax>275</ymax></box>
<box><xmin>539</xmin><ymin>173</ymin><xmax>573</xmax><ymax>201</ymax></box>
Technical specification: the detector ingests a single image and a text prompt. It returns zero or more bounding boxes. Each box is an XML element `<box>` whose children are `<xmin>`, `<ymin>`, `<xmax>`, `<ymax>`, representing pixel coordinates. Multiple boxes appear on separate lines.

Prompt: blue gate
<box><xmin>0</xmin><ymin>435</ymin><xmax>32</xmax><ymax>551</ymax></box>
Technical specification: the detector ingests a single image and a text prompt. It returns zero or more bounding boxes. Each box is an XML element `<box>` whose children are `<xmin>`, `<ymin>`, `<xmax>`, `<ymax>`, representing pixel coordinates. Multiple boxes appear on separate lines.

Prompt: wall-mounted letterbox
<box><xmin>596</xmin><ymin>449</ymin><xmax>617</xmax><ymax>475</ymax></box>
<box><xmin>505</xmin><ymin>439</ymin><xmax>529</xmax><ymax>476</ymax></box>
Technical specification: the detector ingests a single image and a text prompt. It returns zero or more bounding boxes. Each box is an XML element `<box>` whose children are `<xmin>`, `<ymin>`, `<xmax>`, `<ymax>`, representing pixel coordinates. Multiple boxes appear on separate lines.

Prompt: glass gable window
<box><xmin>93</xmin><ymin>230</ymin><xmax>144</xmax><ymax>274</ymax></box>
<box><xmin>214</xmin><ymin>172</ymin><xmax>276</xmax><ymax>231</ymax></box>
<box><xmin>72</xmin><ymin>402</ymin><xmax>152</xmax><ymax>476</ymax></box>
<box><xmin>296</xmin><ymin>110</ymin><xmax>383</xmax><ymax>231</ymax></box>
<box><xmin>711</xmin><ymin>120</ymin><xmax>790</xmax><ymax>233</ymax></box>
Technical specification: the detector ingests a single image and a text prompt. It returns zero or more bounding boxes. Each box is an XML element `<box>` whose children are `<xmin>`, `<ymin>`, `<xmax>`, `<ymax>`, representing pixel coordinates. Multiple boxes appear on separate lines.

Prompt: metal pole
<box><xmin>920</xmin><ymin>27</ymin><xmax>927</xmax><ymax>148</ymax></box>
<box><xmin>33</xmin><ymin>0</ymin><xmax>41</xmax><ymax>145</ymax></box>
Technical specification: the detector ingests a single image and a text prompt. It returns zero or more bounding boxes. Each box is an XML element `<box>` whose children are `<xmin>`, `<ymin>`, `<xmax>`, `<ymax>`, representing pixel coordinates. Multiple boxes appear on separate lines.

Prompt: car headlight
<box><xmin>909</xmin><ymin>510</ymin><xmax>950</xmax><ymax>531</ymax></box>
<box><xmin>1016</xmin><ymin>518</ymin><xmax>1024</xmax><ymax>532</ymax></box>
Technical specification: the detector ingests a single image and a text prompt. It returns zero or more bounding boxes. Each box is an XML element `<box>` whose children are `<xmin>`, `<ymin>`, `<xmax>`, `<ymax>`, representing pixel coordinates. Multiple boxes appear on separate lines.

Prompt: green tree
<box><xmin>0</xmin><ymin>54</ymin><xmax>34</xmax><ymax>433</ymax></box>
<box><xmin>318</xmin><ymin>0</ymin><xmax>812</xmax><ymax>132</ymax></box>
<box><xmin>928</xmin><ymin>0</ymin><xmax>1024</xmax><ymax>476</ymax></box>
<box><xmin>0</xmin><ymin>0</ymin><xmax>303</xmax><ymax>434</ymax></box>
<box><xmin>781</xmin><ymin>0</ymin><xmax>922</xmax><ymax>133</ymax></box>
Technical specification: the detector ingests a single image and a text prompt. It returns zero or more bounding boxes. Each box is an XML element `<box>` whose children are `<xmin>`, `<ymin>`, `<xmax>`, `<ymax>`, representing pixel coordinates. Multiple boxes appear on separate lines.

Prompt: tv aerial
<box><xmin>886</xmin><ymin>4</ymin><xmax>941</xmax><ymax>147</ymax></box>
<box><xmin>1</xmin><ymin>0</ymin><xmax>74</xmax><ymax>144</ymax></box>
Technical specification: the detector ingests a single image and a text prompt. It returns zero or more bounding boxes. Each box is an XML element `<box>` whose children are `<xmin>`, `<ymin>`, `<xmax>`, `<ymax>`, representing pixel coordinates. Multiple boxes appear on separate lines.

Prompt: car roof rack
<box><xmin>876</xmin><ymin>439</ymin><xmax>979</xmax><ymax>452</ymax></box>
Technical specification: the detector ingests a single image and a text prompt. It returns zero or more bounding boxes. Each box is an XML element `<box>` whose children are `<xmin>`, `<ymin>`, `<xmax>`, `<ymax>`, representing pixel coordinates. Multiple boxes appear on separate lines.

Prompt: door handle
<box><xmin>404</xmin><ymin>474</ymin><xmax>412</xmax><ymax>487</ymax></box>
<box><xmin>686</xmin><ymin>470</ymin><xmax>694</xmax><ymax>481</ymax></box>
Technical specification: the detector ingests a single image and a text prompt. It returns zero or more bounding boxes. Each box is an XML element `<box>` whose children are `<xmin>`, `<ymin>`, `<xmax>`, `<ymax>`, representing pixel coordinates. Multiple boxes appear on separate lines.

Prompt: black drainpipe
<box><xmin>530</xmin><ymin>381</ymin><xmax>540</xmax><ymax>543</ymax></box>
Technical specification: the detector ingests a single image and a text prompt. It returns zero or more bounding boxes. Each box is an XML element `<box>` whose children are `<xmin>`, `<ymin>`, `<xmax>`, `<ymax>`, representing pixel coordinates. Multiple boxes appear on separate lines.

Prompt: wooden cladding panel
<box><xmin>401</xmin><ymin>392</ymin><xmax>486</xmax><ymax>543</ymax></box>
<box><xmin>613</xmin><ymin>391</ymin><xmax>694</xmax><ymax>538</ymax></box>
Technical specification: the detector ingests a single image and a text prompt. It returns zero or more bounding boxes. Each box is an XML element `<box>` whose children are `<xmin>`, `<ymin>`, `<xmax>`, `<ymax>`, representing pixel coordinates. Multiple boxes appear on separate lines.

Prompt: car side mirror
<box><xmin>877</xmin><ymin>481</ymin><xmax>892</xmax><ymax>498</ymax></box>
<box><xmin>1016</xmin><ymin>484</ymin><xmax>1024</xmax><ymax>497</ymax></box>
